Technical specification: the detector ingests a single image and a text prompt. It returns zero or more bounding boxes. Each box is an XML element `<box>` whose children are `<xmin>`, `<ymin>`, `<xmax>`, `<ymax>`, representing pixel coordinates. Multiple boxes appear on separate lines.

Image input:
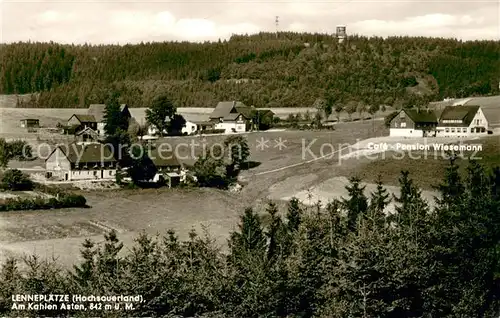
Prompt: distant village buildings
<box><xmin>67</xmin><ymin>104</ymin><xmax>131</xmax><ymax>138</ymax></box>
<box><xmin>389</xmin><ymin>105</ymin><xmax>489</xmax><ymax>138</ymax></box>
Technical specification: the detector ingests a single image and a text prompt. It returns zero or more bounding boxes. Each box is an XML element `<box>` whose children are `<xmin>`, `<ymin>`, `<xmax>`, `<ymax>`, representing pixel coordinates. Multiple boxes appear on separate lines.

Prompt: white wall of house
<box><xmin>469</xmin><ymin>108</ymin><xmax>488</xmax><ymax>131</ymax></box>
<box><xmin>148</xmin><ymin>120</ymin><xmax>198</xmax><ymax>135</ymax></box>
<box><xmin>45</xmin><ymin>148</ymin><xmax>71</xmax><ymax>180</ymax></box>
<box><xmin>97</xmin><ymin>122</ymin><xmax>105</xmax><ymax>136</ymax></box>
<box><xmin>389</xmin><ymin>128</ymin><xmax>423</xmax><ymax>137</ymax></box>
<box><xmin>183</xmin><ymin>121</ymin><xmax>198</xmax><ymax>134</ymax></box>
<box><xmin>215</xmin><ymin>122</ymin><xmax>246</xmax><ymax>134</ymax></box>
<box><xmin>70</xmin><ymin>169</ymin><xmax>116</xmax><ymax>181</ymax></box>
<box><xmin>436</xmin><ymin>109</ymin><xmax>489</xmax><ymax>138</ymax></box>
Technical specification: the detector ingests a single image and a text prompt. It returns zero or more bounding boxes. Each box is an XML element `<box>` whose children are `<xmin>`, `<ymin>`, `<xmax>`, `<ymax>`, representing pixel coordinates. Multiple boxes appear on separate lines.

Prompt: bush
<box><xmin>1</xmin><ymin>169</ymin><xmax>33</xmax><ymax>191</ymax></box>
<box><xmin>8</xmin><ymin>140</ymin><xmax>33</xmax><ymax>160</ymax></box>
<box><xmin>0</xmin><ymin>193</ymin><xmax>87</xmax><ymax>212</ymax></box>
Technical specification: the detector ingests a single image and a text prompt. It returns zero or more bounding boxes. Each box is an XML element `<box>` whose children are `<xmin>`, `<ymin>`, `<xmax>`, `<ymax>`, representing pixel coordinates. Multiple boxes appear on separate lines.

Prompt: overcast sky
<box><xmin>0</xmin><ymin>0</ymin><xmax>498</xmax><ymax>44</ymax></box>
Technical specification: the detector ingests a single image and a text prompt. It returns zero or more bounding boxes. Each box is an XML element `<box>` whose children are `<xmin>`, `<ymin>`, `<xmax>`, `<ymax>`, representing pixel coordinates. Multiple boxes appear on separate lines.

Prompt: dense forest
<box><xmin>0</xmin><ymin>32</ymin><xmax>499</xmax><ymax>108</ymax></box>
<box><xmin>1</xmin><ymin>160</ymin><xmax>499</xmax><ymax>317</ymax></box>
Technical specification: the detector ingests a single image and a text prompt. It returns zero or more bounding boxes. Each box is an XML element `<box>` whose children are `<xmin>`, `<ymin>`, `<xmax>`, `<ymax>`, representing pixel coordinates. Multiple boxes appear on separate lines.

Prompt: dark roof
<box><xmin>438</xmin><ymin>105</ymin><xmax>481</xmax><ymax>127</ymax></box>
<box><xmin>69</xmin><ymin>114</ymin><xmax>96</xmax><ymax>123</ymax></box>
<box><xmin>88</xmin><ymin>104</ymin><xmax>128</xmax><ymax>122</ymax></box>
<box><xmin>258</xmin><ymin>109</ymin><xmax>275</xmax><ymax>116</ymax></box>
<box><xmin>48</xmin><ymin>143</ymin><xmax>116</xmax><ymax>164</ymax></box>
<box><xmin>402</xmin><ymin>109</ymin><xmax>438</xmax><ymax>124</ymax></box>
<box><xmin>148</xmin><ymin>148</ymin><xmax>181</xmax><ymax>167</ymax></box>
<box><xmin>209</xmin><ymin>101</ymin><xmax>252</xmax><ymax>119</ymax></box>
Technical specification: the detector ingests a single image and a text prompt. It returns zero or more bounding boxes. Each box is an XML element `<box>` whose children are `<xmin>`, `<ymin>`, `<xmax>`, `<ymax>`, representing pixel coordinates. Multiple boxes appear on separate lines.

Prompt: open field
<box><xmin>0</xmin><ymin>121</ymin><xmax>388</xmax><ymax>266</ymax></box>
<box><xmin>1</xmin><ymin>110</ymin><xmax>498</xmax><ymax>268</ymax></box>
<box><xmin>334</xmin><ymin>135</ymin><xmax>500</xmax><ymax>190</ymax></box>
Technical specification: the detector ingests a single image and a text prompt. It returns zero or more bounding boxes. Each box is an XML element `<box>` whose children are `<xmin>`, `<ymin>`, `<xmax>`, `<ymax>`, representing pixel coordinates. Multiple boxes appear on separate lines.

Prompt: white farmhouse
<box><xmin>388</xmin><ymin>109</ymin><xmax>438</xmax><ymax>137</ymax></box>
<box><xmin>147</xmin><ymin>119</ymin><xmax>201</xmax><ymax>136</ymax></box>
<box><xmin>209</xmin><ymin>101</ymin><xmax>253</xmax><ymax>133</ymax></box>
<box><xmin>45</xmin><ymin>143</ymin><xmax>117</xmax><ymax>181</ymax></box>
<box><xmin>436</xmin><ymin>105</ymin><xmax>488</xmax><ymax>137</ymax></box>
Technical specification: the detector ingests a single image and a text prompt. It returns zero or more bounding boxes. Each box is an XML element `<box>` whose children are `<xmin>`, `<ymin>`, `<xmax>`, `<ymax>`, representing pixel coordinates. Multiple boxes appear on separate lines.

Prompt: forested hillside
<box><xmin>1</xmin><ymin>32</ymin><xmax>499</xmax><ymax>108</ymax></box>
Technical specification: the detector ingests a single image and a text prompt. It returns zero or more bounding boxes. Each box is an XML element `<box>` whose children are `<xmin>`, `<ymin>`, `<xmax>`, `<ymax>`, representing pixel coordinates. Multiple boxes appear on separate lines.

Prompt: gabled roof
<box><xmin>401</xmin><ymin>108</ymin><xmax>438</xmax><ymax>124</ymax></box>
<box><xmin>148</xmin><ymin>148</ymin><xmax>181</xmax><ymax>167</ymax></box>
<box><xmin>209</xmin><ymin>101</ymin><xmax>251</xmax><ymax>119</ymax></box>
<box><xmin>88</xmin><ymin>104</ymin><xmax>128</xmax><ymax>122</ymax></box>
<box><xmin>75</xmin><ymin>126</ymin><xmax>99</xmax><ymax>136</ymax></box>
<box><xmin>69</xmin><ymin>114</ymin><xmax>96</xmax><ymax>123</ymax></box>
<box><xmin>47</xmin><ymin>143</ymin><xmax>116</xmax><ymax>164</ymax></box>
<box><xmin>257</xmin><ymin>109</ymin><xmax>275</xmax><ymax>116</ymax></box>
<box><xmin>438</xmin><ymin>105</ymin><xmax>481</xmax><ymax>127</ymax></box>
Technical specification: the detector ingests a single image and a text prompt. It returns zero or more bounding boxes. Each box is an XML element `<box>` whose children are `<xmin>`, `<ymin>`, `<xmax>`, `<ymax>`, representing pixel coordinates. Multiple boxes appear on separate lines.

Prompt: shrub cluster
<box><xmin>0</xmin><ymin>194</ymin><xmax>87</xmax><ymax>211</ymax></box>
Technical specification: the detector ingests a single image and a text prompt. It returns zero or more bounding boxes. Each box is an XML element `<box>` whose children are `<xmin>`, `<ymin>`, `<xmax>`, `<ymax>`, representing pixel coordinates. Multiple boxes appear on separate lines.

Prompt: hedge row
<box><xmin>0</xmin><ymin>194</ymin><xmax>87</xmax><ymax>212</ymax></box>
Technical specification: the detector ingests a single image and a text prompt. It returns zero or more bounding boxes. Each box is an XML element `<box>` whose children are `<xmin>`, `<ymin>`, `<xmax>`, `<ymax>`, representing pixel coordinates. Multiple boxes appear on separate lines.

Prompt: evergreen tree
<box><xmin>392</xmin><ymin>170</ymin><xmax>429</xmax><ymax>228</ymax></box>
<box><xmin>96</xmin><ymin>230</ymin><xmax>124</xmax><ymax>293</ymax></box>
<box><xmin>265</xmin><ymin>201</ymin><xmax>284</xmax><ymax>263</ymax></box>
<box><xmin>434</xmin><ymin>156</ymin><xmax>465</xmax><ymax>209</ymax></box>
<box><xmin>286</xmin><ymin>197</ymin><xmax>303</xmax><ymax>232</ymax></box>
<box><xmin>145</xmin><ymin>93</ymin><xmax>176</xmax><ymax>137</ymax></box>
<box><xmin>103</xmin><ymin>91</ymin><xmax>126</xmax><ymax>136</ymax></box>
<box><xmin>228</xmin><ymin>207</ymin><xmax>266</xmax><ymax>261</ymax></box>
<box><xmin>342</xmin><ymin>176</ymin><xmax>368</xmax><ymax>231</ymax></box>
<box><xmin>369</xmin><ymin>175</ymin><xmax>391</xmax><ymax>228</ymax></box>
<box><xmin>71</xmin><ymin>239</ymin><xmax>97</xmax><ymax>292</ymax></box>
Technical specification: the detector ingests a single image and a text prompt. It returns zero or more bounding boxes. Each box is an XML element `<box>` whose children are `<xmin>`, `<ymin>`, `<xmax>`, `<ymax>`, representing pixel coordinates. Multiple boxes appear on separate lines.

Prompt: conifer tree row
<box><xmin>1</xmin><ymin>159</ymin><xmax>499</xmax><ymax>317</ymax></box>
<box><xmin>2</xmin><ymin>34</ymin><xmax>499</xmax><ymax>109</ymax></box>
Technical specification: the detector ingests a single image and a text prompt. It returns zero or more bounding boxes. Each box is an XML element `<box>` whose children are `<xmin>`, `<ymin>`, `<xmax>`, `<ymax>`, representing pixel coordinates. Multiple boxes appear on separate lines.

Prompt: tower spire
<box><xmin>275</xmin><ymin>16</ymin><xmax>279</xmax><ymax>39</ymax></box>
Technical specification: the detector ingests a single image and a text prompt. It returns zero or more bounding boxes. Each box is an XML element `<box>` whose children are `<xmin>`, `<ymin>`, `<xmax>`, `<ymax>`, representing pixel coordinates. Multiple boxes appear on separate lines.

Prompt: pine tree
<box><xmin>369</xmin><ymin>175</ymin><xmax>391</xmax><ymax>229</ymax></box>
<box><xmin>265</xmin><ymin>201</ymin><xmax>284</xmax><ymax>263</ymax></box>
<box><xmin>392</xmin><ymin>170</ymin><xmax>428</xmax><ymax>228</ymax></box>
<box><xmin>286</xmin><ymin>197</ymin><xmax>302</xmax><ymax>232</ymax></box>
<box><xmin>71</xmin><ymin>239</ymin><xmax>97</xmax><ymax>292</ymax></box>
<box><xmin>342</xmin><ymin>176</ymin><xmax>368</xmax><ymax>231</ymax></box>
<box><xmin>434</xmin><ymin>156</ymin><xmax>465</xmax><ymax>209</ymax></box>
<box><xmin>103</xmin><ymin>91</ymin><xmax>123</xmax><ymax>137</ymax></box>
<box><xmin>229</xmin><ymin>207</ymin><xmax>266</xmax><ymax>261</ymax></box>
<box><xmin>96</xmin><ymin>230</ymin><xmax>124</xmax><ymax>293</ymax></box>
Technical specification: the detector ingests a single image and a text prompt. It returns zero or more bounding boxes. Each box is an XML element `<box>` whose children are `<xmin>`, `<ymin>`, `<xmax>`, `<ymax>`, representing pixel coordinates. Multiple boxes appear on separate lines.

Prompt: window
<box><xmin>462</xmin><ymin>128</ymin><xmax>467</xmax><ymax>133</ymax></box>
<box><xmin>451</xmin><ymin>128</ymin><xmax>455</xmax><ymax>133</ymax></box>
<box><xmin>400</xmin><ymin>122</ymin><xmax>406</xmax><ymax>128</ymax></box>
<box><xmin>445</xmin><ymin>128</ymin><xmax>449</xmax><ymax>133</ymax></box>
<box><xmin>109</xmin><ymin>171</ymin><xmax>113</xmax><ymax>176</ymax></box>
<box><xmin>399</xmin><ymin>112</ymin><xmax>405</xmax><ymax>118</ymax></box>
<box><xmin>93</xmin><ymin>171</ymin><xmax>97</xmax><ymax>176</ymax></box>
<box><xmin>394</xmin><ymin>123</ymin><xmax>399</xmax><ymax>128</ymax></box>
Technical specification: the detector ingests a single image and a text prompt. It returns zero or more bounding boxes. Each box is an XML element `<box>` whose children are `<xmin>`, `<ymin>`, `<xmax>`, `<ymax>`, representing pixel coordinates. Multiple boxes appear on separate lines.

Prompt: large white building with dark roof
<box><xmin>436</xmin><ymin>105</ymin><xmax>488</xmax><ymax>137</ymax></box>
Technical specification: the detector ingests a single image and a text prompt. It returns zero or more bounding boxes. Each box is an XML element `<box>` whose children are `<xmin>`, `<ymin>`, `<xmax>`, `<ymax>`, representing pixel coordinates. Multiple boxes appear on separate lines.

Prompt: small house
<box><xmin>67</xmin><ymin>114</ymin><xmax>97</xmax><ymax>132</ymax></box>
<box><xmin>209</xmin><ymin>101</ymin><xmax>254</xmax><ymax>133</ymax></box>
<box><xmin>87</xmin><ymin>104</ymin><xmax>132</xmax><ymax>136</ymax></box>
<box><xmin>74</xmin><ymin>127</ymin><xmax>100</xmax><ymax>144</ymax></box>
<box><xmin>436</xmin><ymin>105</ymin><xmax>488</xmax><ymax>137</ymax></box>
<box><xmin>149</xmin><ymin>148</ymin><xmax>183</xmax><ymax>187</ymax></box>
<box><xmin>389</xmin><ymin>109</ymin><xmax>438</xmax><ymax>137</ymax></box>
<box><xmin>20</xmin><ymin>118</ymin><xmax>40</xmax><ymax>129</ymax></box>
<box><xmin>45</xmin><ymin>143</ymin><xmax>117</xmax><ymax>181</ymax></box>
